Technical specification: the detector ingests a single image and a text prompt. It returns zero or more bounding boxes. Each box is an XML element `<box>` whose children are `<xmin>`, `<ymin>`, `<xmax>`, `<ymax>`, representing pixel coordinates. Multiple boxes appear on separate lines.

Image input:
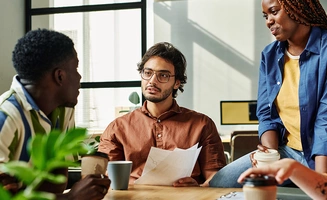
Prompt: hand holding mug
<box><xmin>250</xmin><ymin>145</ymin><xmax>279</xmax><ymax>168</ymax></box>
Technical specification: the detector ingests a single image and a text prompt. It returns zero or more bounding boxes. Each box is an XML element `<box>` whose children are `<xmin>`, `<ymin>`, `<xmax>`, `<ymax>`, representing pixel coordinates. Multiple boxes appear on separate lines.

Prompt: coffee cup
<box><xmin>253</xmin><ymin>149</ymin><xmax>280</xmax><ymax>167</ymax></box>
<box><xmin>81</xmin><ymin>151</ymin><xmax>109</xmax><ymax>178</ymax></box>
<box><xmin>107</xmin><ymin>161</ymin><xmax>132</xmax><ymax>190</ymax></box>
<box><xmin>242</xmin><ymin>175</ymin><xmax>277</xmax><ymax>200</ymax></box>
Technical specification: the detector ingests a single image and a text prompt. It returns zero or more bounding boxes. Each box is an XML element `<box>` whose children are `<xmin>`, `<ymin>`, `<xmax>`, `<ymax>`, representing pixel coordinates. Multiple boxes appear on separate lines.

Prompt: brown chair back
<box><xmin>230</xmin><ymin>130</ymin><xmax>259</xmax><ymax>161</ymax></box>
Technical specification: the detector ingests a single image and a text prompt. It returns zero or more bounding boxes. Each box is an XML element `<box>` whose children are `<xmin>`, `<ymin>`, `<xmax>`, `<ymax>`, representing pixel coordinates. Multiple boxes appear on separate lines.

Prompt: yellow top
<box><xmin>275</xmin><ymin>50</ymin><xmax>302</xmax><ymax>151</ymax></box>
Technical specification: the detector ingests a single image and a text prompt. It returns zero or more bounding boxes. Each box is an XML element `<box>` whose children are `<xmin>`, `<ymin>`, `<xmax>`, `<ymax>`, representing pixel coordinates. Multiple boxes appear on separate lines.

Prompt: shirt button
<box><xmin>306</xmin><ymin>52</ymin><xmax>310</xmax><ymax>57</ymax></box>
<box><xmin>158</xmin><ymin>134</ymin><xmax>162</xmax><ymax>138</ymax></box>
<box><xmin>277</xmin><ymin>81</ymin><xmax>280</xmax><ymax>85</ymax></box>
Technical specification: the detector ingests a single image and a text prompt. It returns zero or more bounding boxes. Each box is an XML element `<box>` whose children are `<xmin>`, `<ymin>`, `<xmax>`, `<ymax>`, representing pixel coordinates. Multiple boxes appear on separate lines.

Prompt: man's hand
<box><xmin>0</xmin><ymin>173</ymin><xmax>20</xmax><ymax>194</ymax></box>
<box><xmin>59</xmin><ymin>174</ymin><xmax>111</xmax><ymax>200</ymax></box>
<box><xmin>172</xmin><ymin>177</ymin><xmax>199</xmax><ymax>187</ymax></box>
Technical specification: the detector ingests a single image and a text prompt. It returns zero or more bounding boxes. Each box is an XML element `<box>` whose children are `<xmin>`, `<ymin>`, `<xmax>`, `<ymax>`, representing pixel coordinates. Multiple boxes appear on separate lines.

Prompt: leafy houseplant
<box><xmin>0</xmin><ymin>128</ymin><xmax>90</xmax><ymax>200</ymax></box>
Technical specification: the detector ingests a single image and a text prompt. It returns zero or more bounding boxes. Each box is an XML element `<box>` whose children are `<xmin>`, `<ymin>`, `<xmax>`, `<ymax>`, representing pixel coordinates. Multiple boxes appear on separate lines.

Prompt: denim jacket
<box><xmin>257</xmin><ymin>27</ymin><xmax>327</xmax><ymax>169</ymax></box>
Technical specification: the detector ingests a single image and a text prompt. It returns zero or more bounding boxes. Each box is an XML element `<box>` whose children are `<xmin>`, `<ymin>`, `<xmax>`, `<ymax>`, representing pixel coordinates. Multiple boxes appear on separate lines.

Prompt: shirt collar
<box><xmin>276</xmin><ymin>26</ymin><xmax>322</xmax><ymax>55</ymax></box>
<box><xmin>141</xmin><ymin>99</ymin><xmax>182</xmax><ymax>120</ymax></box>
<box><xmin>10</xmin><ymin>75</ymin><xmax>40</xmax><ymax>111</ymax></box>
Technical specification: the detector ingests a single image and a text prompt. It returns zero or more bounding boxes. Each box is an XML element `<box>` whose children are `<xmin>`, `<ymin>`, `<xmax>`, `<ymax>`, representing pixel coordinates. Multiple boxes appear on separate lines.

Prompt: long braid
<box><xmin>278</xmin><ymin>0</ymin><xmax>327</xmax><ymax>29</ymax></box>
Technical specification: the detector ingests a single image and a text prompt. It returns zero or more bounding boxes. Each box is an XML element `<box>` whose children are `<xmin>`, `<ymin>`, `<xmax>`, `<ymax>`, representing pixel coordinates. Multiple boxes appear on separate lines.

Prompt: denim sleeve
<box><xmin>256</xmin><ymin>51</ymin><xmax>281</xmax><ymax>139</ymax></box>
<box><xmin>312</xmin><ymin>75</ymin><xmax>327</xmax><ymax>158</ymax></box>
<box><xmin>310</xmin><ymin>31</ymin><xmax>327</xmax><ymax>159</ymax></box>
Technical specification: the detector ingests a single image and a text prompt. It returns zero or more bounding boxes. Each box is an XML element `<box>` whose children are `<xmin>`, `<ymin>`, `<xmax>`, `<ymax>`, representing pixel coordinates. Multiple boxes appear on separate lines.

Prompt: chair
<box><xmin>230</xmin><ymin>130</ymin><xmax>259</xmax><ymax>162</ymax></box>
<box><xmin>224</xmin><ymin>151</ymin><xmax>231</xmax><ymax>164</ymax></box>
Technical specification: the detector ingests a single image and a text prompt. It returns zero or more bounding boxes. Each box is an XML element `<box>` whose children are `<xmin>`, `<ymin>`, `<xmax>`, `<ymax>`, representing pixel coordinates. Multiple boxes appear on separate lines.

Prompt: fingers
<box><xmin>69</xmin><ymin>174</ymin><xmax>111</xmax><ymax>200</ymax></box>
<box><xmin>83</xmin><ymin>174</ymin><xmax>111</xmax><ymax>189</ymax></box>
<box><xmin>237</xmin><ymin>168</ymin><xmax>266</xmax><ymax>183</ymax></box>
<box><xmin>99</xmin><ymin>186</ymin><xmax>107</xmax><ymax>195</ymax></box>
<box><xmin>0</xmin><ymin>173</ymin><xmax>20</xmax><ymax>194</ymax></box>
<box><xmin>237</xmin><ymin>169</ymin><xmax>253</xmax><ymax>183</ymax></box>
<box><xmin>257</xmin><ymin>144</ymin><xmax>269</xmax><ymax>152</ymax></box>
<box><xmin>173</xmin><ymin>177</ymin><xmax>199</xmax><ymax>187</ymax></box>
<box><xmin>3</xmin><ymin>183</ymin><xmax>20</xmax><ymax>193</ymax></box>
<box><xmin>250</xmin><ymin>152</ymin><xmax>258</xmax><ymax>168</ymax></box>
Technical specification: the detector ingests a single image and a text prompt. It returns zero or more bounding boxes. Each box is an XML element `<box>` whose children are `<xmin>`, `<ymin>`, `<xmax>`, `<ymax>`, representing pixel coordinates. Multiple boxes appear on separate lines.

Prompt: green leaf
<box><xmin>29</xmin><ymin>134</ymin><xmax>47</xmax><ymax>170</ymax></box>
<box><xmin>14</xmin><ymin>190</ymin><xmax>55</xmax><ymax>200</ymax></box>
<box><xmin>12</xmin><ymin>192</ymin><xmax>29</xmax><ymax>200</ymax></box>
<box><xmin>42</xmin><ymin>172</ymin><xmax>67</xmax><ymax>184</ymax></box>
<box><xmin>62</xmin><ymin>128</ymin><xmax>87</xmax><ymax>147</ymax></box>
<box><xmin>46</xmin><ymin>160</ymin><xmax>80</xmax><ymax>172</ymax></box>
<box><xmin>94</xmin><ymin>136</ymin><xmax>100</xmax><ymax>143</ymax></box>
<box><xmin>54</xmin><ymin>128</ymin><xmax>87</xmax><ymax>159</ymax></box>
<box><xmin>129</xmin><ymin>92</ymin><xmax>140</xmax><ymax>105</ymax></box>
<box><xmin>44</xmin><ymin>130</ymin><xmax>61</xmax><ymax>161</ymax></box>
<box><xmin>55</xmin><ymin>144</ymin><xmax>89</xmax><ymax>160</ymax></box>
<box><xmin>0</xmin><ymin>184</ymin><xmax>12</xmax><ymax>200</ymax></box>
<box><xmin>0</xmin><ymin>162</ymin><xmax>40</xmax><ymax>185</ymax></box>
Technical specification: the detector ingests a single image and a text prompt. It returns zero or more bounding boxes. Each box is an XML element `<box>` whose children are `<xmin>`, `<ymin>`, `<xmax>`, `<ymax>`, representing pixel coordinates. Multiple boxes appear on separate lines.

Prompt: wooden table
<box><xmin>104</xmin><ymin>185</ymin><xmax>242</xmax><ymax>200</ymax></box>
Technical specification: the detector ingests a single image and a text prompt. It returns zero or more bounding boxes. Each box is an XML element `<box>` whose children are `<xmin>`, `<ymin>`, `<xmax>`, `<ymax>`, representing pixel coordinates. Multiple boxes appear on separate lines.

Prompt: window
<box><xmin>26</xmin><ymin>0</ymin><xmax>146</xmax><ymax>132</ymax></box>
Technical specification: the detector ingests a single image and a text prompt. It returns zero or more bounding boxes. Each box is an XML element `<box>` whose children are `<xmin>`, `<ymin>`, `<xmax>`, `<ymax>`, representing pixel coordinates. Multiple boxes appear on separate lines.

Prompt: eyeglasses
<box><xmin>141</xmin><ymin>69</ymin><xmax>175</xmax><ymax>83</ymax></box>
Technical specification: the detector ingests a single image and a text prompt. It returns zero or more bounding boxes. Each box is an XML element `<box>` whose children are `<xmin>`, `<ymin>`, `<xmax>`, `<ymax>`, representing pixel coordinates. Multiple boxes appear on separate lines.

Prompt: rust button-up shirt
<box><xmin>98</xmin><ymin>100</ymin><xmax>226</xmax><ymax>184</ymax></box>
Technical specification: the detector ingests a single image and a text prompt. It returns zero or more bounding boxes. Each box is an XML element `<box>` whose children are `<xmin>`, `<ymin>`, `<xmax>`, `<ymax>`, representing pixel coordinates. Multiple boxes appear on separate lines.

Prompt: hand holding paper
<box><xmin>134</xmin><ymin>143</ymin><xmax>202</xmax><ymax>185</ymax></box>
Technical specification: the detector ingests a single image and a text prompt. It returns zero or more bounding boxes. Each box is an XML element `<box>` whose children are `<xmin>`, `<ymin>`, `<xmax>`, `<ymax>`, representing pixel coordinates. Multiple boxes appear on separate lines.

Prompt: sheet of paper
<box><xmin>134</xmin><ymin>143</ymin><xmax>202</xmax><ymax>185</ymax></box>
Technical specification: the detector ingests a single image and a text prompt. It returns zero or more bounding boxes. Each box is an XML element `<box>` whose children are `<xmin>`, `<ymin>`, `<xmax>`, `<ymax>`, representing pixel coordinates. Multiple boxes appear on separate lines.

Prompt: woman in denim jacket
<box><xmin>209</xmin><ymin>0</ymin><xmax>327</xmax><ymax>188</ymax></box>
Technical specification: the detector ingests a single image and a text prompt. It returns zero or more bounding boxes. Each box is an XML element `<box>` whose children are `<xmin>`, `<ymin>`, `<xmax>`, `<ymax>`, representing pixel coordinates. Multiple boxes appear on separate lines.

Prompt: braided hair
<box><xmin>277</xmin><ymin>0</ymin><xmax>327</xmax><ymax>29</ymax></box>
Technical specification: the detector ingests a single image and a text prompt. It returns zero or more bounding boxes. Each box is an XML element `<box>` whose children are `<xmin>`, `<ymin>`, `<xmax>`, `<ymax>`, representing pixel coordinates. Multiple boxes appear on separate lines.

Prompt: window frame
<box><xmin>25</xmin><ymin>0</ymin><xmax>146</xmax><ymax>101</ymax></box>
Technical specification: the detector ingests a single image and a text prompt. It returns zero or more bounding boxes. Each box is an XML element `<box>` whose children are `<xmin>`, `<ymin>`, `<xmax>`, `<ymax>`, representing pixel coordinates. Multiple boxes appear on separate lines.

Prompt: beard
<box><xmin>143</xmin><ymin>85</ymin><xmax>174</xmax><ymax>103</ymax></box>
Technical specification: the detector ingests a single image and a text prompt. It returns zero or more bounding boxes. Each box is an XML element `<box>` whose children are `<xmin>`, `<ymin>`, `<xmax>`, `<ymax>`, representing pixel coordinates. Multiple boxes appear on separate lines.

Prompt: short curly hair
<box><xmin>12</xmin><ymin>29</ymin><xmax>75</xmax><ymax>82</ymax></box>
<box><xmin>137</xmin><ymin>42</ymin><xmax>187</xmax><ymax>98</ymax></box>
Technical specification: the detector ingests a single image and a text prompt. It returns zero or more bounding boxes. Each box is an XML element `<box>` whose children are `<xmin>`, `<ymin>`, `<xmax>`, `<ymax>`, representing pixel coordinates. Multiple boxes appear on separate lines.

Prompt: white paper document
<box><xmin>134</xmin><ymin>143</ymin><xmax>202</xmax><ymax>185</ymax></box>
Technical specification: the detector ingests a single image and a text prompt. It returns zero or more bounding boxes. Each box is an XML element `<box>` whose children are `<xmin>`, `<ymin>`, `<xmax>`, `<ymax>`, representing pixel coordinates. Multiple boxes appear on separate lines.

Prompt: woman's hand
<box><xmin>238</xmin><ymin>158</ymin><xmax>297</xmax><ymax>185</ymax></box>
<box><xmin>250</xmin><ymin>144</ymin><xmax>271</xmax><ymax>167</ymax></box>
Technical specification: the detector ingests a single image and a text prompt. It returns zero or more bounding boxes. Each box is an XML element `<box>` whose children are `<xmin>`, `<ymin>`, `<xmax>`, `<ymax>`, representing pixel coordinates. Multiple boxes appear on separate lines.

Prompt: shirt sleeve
<box><xmin>198</xmin><ymin>117</ymin><xmax>226</xmax><ymax>171</ymax></box>
<box><xmin>0</xmin><ymin>111</ymin><xmax>20</xmax><ymax>163</ymax></box>
<box><xmin>98</xmin><ymin>121</ymin><xmax>125</xmax><ymax>161</ymax></box>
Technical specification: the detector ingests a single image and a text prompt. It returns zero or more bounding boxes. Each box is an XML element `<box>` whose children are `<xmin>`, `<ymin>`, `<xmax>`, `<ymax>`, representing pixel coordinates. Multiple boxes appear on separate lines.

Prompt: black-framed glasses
<box><xmin>141</xmin><ymin>69</ymin><xmax>175</xmax><ymax>83</ymax></box>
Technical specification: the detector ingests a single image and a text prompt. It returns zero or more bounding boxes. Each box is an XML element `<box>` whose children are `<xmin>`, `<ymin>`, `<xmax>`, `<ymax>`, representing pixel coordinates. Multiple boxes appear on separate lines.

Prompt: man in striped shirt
<box><xmin>0</xmin><ymin>29</ymin><xmax>110</xmax><ymax>200</ymax></box>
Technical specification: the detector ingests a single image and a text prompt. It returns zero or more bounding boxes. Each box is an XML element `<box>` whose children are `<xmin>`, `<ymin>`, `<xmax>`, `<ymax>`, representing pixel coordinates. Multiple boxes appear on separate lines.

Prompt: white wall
<box><xmin>152</xmin><ymin>0</ymin><xmax>327</xmax><ymax>135</ymax></box>
<box><xmin>0</xmin><ymin>1</ymin><xmax>24</xmax><ymax>94</ymax></box>
<box><xmin>1</xmin><ymin>1</ymin><xmax>327</xmax><ymax>135</ymax></box>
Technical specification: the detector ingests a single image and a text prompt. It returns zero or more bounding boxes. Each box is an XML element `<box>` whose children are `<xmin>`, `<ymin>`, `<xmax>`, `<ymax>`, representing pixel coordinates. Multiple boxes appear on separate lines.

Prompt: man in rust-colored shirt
<box><xmin>98</xmin><ymin>42</ymin><xmax>226</xmax><ymax>186</ymax></box>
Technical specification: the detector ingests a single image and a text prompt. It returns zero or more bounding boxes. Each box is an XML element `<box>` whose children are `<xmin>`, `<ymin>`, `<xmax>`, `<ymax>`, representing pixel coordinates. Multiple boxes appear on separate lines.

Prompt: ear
<box><xmin>53</xmin><ymin>68</ymin><xmax>65</xmax><ymax>86</ymax></box>
<box><xmin>174</xmin><ymin>79</ymin><xmax>181</xmax><ymax>89</ymax></box>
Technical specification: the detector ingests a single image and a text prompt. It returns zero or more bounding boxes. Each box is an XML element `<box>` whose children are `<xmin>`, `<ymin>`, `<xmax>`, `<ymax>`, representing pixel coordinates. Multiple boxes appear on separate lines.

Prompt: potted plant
<box><xmin>119</xmin><ymin>91</ymin><xmax>141</xmax><ymax>114</ymax></box>
<box><xmin>0</xmin><ymin>128</ymin><xmax>91</xmax><ymax>200</ymax></box>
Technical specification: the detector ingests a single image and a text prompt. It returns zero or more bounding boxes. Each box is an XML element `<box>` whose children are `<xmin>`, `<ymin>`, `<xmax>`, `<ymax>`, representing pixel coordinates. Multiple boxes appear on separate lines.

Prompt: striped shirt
<box><xmin>0</xmin><ymin>75</ymin><xmax>75</xmax><ymax>163</ymax></box>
